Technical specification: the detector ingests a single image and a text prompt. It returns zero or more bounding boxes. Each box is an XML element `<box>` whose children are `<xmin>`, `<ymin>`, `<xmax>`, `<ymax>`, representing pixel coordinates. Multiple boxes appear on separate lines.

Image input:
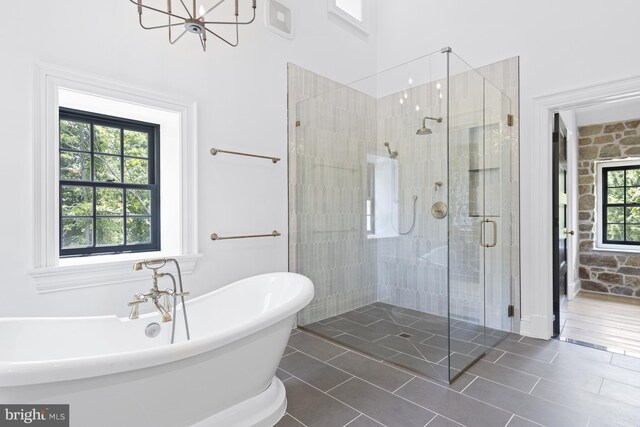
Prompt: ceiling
<box><xmin>575</xmin><ymin>96</ymin><xmax>640</xmax><ymax>126</ymax></box>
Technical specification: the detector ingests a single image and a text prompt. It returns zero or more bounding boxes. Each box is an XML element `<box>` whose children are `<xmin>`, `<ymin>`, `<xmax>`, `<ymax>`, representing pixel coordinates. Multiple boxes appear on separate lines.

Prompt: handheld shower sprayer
<box><xmin>384</xmin><ymin>142</ymin><xmax>398</xmax><ymax>159</ymax></box>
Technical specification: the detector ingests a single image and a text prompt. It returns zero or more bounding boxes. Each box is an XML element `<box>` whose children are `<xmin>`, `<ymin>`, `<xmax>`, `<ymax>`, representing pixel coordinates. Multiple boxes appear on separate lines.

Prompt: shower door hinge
<box><xmin>507</xmin><ymin>305</ymin><xmax>515</xmax><ymax>318</ymax></box>
<box><xmin>507</xmin><ymin>114</ymin><xmax>514</xmax><ymax>127</ymax></box>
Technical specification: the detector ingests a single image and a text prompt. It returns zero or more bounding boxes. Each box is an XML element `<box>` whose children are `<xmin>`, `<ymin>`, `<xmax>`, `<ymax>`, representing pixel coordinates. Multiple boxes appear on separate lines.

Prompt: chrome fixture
<box><xmin>210</xmin><ymin>147</ymin><xmax>281</xmax><ymax>163</ymax></box>
<box><xmin>416</xmin><ymin>116</ymin><xmax>443</xmax><ymax>135</ymax></box>
<box><xmin>145</xmin><ymin>322</ymin><xmax>162</xmax><ymax>338</ymax></box>
<box><xmin>431</xmin><ymin>201</ymin><xmax>448</xmax><ymax>219</ymax></box>
<box><xmin>479</xmin><ymin>219</ymin><xmax>497</xmax><ymax>248</ymax></box>
<box><xmin>393</xmin><ymin>195</ymin><xmax>418</xmax><ymax>235</ymax></box>
<box><xmin>384</xmin><ymin>142</ymin><xmax>398</xmax><ymax>159</ymax></box>
<box><xmin>130</xmin><ymin>0</ymin><xmax>257</xmax><ymax>52</ymax></box>
<box><xmin>211</xmin><ymin>230</ymin><xmax>281</xmax><ymax>240</ymax></box>
<box><xmin>129</xmin><ymin>258</ymin><xmax>191</xmax><ymax>344</ymax></box>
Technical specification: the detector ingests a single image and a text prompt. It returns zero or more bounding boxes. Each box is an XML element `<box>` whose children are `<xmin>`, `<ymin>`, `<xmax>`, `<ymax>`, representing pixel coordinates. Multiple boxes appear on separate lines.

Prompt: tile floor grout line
<box><xmin>422</xmin><ymin>413</ymin><xmax>438</xmax><ymax>427</ymax></box>
<box><xmin>286</xmin><ymin>412</ymin><xmax>309</xmax><ymax>427</ymax></box>
<box><xmin>549</xmin><ymin>351</ymin><xmax>559</xmax><ymax>364</ymax></box>
<box><xmin>392</xmin><ymin>376</ymin><xmax>417</xmax><ymax>394</ymax></box>
<box><xmin>528</xmin><ymin>377</ymin><xmax>541</xmax><ymax>394</ymax></box>
<box><xmin>504</xmin><ymin>413</ymin><xmax>515</xmax><ymax>427</ymax></box>
<box><xmin>512</xmin><ymin>414</ymin><xmax>546</xmax><ymax>427</ymax></box>
<box><xmin>324</xmin><ymin>349</ymin><xmax>350</xmax><ymax>363</ymax></box>
<box><xmin>326</xmin><ymin>376</ymin><xmax>356</xmax><ymax>394</ymax></box>
<box><xmin>492</xmin><ymin>350</ymin><xmax>507</xmax><ymax>364</ymax></box>
<box><xmin>489</xmin><ymin>360</ymin><xmax>640</xmax><ymax>415</ymax></box>
<box><xmin>478</xmin><ymin>373</ymin><xmax>635</xmax><ymax>422</ymax></box>
<box><xmin>458</xmin><ymin>375</ymin><xmax>478</xmax><ymax>394</ymax></box>
<box><xmin>287</xmin><ymin>357</ymin><xmax>446</xmax><ymax>421</ymax></box>
<box><xmin>287</xmin><ymin>374</ymin><xmax>389</xmax><ymax>427</ymax></box>
<box><xmin>341</xmin><ymin>414</ymin><xmax>364</xmax><ymax>427</ymax></box>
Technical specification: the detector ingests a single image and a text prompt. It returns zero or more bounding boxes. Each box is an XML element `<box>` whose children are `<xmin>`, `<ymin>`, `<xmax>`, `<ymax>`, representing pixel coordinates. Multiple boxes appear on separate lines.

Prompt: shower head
<box><xmin>416</xmin><ymin>116</ymin><xmax>443</xmax><ymax>136</ymax></box>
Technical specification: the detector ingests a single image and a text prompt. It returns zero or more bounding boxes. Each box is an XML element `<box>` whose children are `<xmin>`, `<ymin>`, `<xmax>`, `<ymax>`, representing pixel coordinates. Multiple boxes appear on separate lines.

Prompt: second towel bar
<box><xmin>211</xmin><ymin>230</ymin><xmax>281</xmax><ymax>241</ymax></box>
<box><xmin>210</xmin><ymin>147</ymin><xmax>281</xmax><ymax>163</ymax></box>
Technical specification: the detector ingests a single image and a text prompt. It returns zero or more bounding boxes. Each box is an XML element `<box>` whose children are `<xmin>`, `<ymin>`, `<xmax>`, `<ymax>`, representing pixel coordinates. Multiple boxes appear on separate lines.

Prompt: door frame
<box><xmin>522</xmin><ymin>75</ymin><xmax>640</xmax><ymax>339</ymax></box>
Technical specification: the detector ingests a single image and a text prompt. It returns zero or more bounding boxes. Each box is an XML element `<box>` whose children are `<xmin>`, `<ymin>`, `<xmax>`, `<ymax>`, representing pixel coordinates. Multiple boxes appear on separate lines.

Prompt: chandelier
<box><xmin>130</xmin><ymin>0</ymin><xmax>257</xmax><ymax>51</ymax></box>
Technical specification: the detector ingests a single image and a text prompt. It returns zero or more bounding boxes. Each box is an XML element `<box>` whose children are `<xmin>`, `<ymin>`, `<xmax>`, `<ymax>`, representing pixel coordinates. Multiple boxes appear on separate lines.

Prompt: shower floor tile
<box><xmin>299</xmin><ymin>303</ymin><xmax>509</xmax><ymax>381</ymax></box>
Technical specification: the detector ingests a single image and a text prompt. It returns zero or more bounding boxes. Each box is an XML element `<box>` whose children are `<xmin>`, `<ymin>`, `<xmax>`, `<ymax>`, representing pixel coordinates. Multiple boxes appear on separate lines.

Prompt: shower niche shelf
<box><xmin>468</xmin><ymin>124</ymin><xmax>502</xmax><ymax>218</ymax></box>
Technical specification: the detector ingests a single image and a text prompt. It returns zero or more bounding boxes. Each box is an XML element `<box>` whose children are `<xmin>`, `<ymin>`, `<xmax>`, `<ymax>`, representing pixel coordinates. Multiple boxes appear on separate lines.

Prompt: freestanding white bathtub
<box><xmin>0</xmin><ymin>272</ymin><xmax>314</xmax><ymax>427</ymax></box>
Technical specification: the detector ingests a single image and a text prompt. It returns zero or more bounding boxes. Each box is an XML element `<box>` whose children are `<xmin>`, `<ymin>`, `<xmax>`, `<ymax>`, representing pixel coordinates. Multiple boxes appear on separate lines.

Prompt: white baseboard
<box><xmin>568</xmin><ymin>279</ymin><xmax>581</xmax><ymax>301</ymax></box>
<box><xmin>519</xmin><ymin>314</ymin><xmax>552</xmax><ymax>340</ymax></box>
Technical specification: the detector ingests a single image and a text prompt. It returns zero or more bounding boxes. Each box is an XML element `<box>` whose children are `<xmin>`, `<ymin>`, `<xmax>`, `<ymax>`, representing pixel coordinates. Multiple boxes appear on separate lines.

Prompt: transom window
<box><xmin>601</xmin><ymin>164</ymin><xmax>640</xmax><ymax>245</ymax></box>
<box><xmin>328</xmin><ymin>0</ymin><xmax>368</xmax><ymax>34</ymax></box>
<box><xmin>59</xmin><ymin>108</ymin><xmax>160</xmax><ymax>256</ymax></box>
<box><xmin>335</xmin><ymin>0</ymin><xmax>363</xmax><ymax>22</ymax></box>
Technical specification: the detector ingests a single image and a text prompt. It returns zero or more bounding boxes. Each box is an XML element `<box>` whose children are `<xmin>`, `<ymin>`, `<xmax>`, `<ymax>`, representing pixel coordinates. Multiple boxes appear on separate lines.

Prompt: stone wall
<box><xmin>578</xmin><ymin>118</ymin><xmax>640</xmax><ymax>297</ymax></box>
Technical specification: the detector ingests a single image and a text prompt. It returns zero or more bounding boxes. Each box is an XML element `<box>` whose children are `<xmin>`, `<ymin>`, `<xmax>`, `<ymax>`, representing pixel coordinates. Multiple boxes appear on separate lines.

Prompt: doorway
<box><xmin>551</xmin><ymin>98</ymin><xmax>640</xmax><ymax>354</ymax></box>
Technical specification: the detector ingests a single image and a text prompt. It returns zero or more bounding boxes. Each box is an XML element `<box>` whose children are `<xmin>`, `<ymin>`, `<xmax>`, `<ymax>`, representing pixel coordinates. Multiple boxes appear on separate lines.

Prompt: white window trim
<box><xmin>595</xmin><ymin>157</ymin><xmax>640</xmax><ymax>253</ymax></box>
<box><xmin>30</xmin><ymin>63</ymin><xmax>200</xmax><ymax>293</ymax></box>
<box><xmin>327</xmin><ymin>0</ymin><xmax>369</xmax><ymax>35</ymax></box>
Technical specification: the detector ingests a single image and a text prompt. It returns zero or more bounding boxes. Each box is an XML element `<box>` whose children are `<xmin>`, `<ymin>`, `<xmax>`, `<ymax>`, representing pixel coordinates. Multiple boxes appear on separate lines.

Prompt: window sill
<box><xmin>367</xmin><ymin>233</ymin><xmax>398</xmax><ymax>240</ymax></box>
<box><xmin>591</xmin><ymin>247</ymin><xmax>640</xmax><ymax>255</ymax></box>
<box><xmin>29</xmin><ymin>253</ymin><xmax>201</xmax><ymax>294</ymax></box>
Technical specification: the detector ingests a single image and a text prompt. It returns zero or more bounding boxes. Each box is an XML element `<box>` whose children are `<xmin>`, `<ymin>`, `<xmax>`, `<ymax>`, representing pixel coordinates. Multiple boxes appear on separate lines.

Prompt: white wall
<box><xmin>0</xmin><ymin>0</ymin><xmax>378</xmax><ymax>317</ymax></box>
<box><xmin>376</xmin><ymin>0</ymin><xmax>640</xmax><ymax>336</ymax></box>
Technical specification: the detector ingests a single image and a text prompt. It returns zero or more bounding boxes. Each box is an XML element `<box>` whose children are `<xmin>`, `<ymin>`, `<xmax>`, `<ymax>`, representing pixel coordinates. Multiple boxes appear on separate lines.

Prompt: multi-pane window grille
<box><xmin>59</xmin><ymin>108</ymin><xmax>160</xmax><ymax>256</ymax></box>
<box><xmin>602</xmin><ymin>165</ymin><xmax>640</xmax><ymax>245</ymax></box>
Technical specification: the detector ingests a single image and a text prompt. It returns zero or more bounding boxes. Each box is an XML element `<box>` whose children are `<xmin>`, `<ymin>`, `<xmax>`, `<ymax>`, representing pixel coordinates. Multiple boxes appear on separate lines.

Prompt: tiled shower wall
<box><xmin>289</xmin><ymin>57</ymin><xmax>520</xmax><ymax>330</ymax></box>
<box><xmin>374</xmin><ymin>82</ymin><xmax>449</xmax><ymax>316</ymax></box>
<box><xmin>288</xmin><ymin>64</ymin><xmax>379</xmax><ymax>324</ymax></box>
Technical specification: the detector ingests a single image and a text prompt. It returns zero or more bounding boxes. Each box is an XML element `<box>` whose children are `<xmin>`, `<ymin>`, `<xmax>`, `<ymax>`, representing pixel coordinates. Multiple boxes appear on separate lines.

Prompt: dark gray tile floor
<box><xmin>276</xmin><ymin>328</ymin><xmax>640</xmax><ymax>427</ymax></box>
<box><xmin>300</xmin><ymin>303</ymin><xmax>509</xmax><ymax>382</ymax></box>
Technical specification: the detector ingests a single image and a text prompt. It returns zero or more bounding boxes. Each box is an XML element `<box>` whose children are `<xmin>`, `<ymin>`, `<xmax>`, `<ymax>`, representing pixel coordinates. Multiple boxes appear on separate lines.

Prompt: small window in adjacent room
<box><xmin>59</xmin><ymin>108</ymin><xmax>161</xmax><ymax>257</ymax></box>
<box><xmin>328</xmin><ymin>0</ymin><xmax>368</xmax><ymax>33</ymax></box>
<box><xmin>597</xmin><ymin>159</ymin><xmax>640</xmax><ymax>250</ymax></box>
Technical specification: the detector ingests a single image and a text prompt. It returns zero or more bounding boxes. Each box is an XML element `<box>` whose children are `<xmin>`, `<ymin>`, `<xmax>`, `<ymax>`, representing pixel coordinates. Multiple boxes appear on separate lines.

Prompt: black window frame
<box><xmin>59</xmin><ymin>108</ymin><xmax>161</xmax><ymax>257</ymax></box>
<box><xmin>602</xmin><ymin>164</ymin><xmax>640</xmax><ymax>246</ymax></box>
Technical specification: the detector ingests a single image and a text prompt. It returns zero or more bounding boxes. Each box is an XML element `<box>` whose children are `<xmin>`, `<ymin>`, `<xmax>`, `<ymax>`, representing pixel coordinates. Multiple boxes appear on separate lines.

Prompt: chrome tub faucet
<box><xmin>128</xmin><ymin>258</ymin><xmax>191</xmax><ymax>343</ymax></box>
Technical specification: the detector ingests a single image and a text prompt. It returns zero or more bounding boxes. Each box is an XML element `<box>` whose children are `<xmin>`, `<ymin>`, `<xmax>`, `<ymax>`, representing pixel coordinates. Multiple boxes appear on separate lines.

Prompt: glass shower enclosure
<box><xmin>289</xmin><ymin>47</ymin><xmax>514</xmax><ymax>383</ymax></box>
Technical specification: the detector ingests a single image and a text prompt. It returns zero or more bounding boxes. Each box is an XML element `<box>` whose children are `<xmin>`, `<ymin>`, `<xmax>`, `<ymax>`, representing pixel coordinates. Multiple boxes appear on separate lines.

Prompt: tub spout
<box><xmin>153</xmin><ymin>300</ymin><xmax>172</xmax><ymax>322</ymax></box>
<box><xmin>129</xmin><ymin>303</ymin><xmax>140</xmax><ymax>320</ymax></box>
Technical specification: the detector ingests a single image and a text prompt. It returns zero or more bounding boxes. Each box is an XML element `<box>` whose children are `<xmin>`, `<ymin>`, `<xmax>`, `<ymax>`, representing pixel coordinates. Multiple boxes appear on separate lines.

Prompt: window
<box><xmin>328</xmin><ymin>0</ymin><xmax>369</xmax><ymax>34</ymax></box>
<box><xmin>32</xmin><ymin>65</ymin><xmax>199</xmax><ymax>292</ymax></box>
<box><xmin>600</xmin><ymin>162</ymin><xmax>640</xmax><ymax>246</ymax></box>
<box><xmin>366</xmin><ymin>162</ymin><xmax>375</xmax><ymax>234</ymax></box>
<box><xmin>335</xmin><ymin>0</ymin><xmax>362</xmax><ymax>21</ymax></box>
<box><xmin>59</xmin><ymin>108</ymin><xmax>160</xmax><ymax>256</ymax></box>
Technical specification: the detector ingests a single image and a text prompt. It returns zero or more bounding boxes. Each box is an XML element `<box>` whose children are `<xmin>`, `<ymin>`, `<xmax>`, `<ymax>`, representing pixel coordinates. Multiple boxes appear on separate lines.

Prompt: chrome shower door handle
<box><xmin>486</xmin><ymin>219</ymin><xmax>497</xmax><ymax>248</ymax></box>
<box><xmin>479</xmin><ymin>219</ymin><xmax>498</xmax><ymax>248</ymax></box>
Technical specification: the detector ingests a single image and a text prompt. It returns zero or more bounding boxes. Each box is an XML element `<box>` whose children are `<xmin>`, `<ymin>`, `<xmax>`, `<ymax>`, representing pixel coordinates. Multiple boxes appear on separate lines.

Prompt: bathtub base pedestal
<box><xmin>192</xmin><ymin>377</ymin><xmax>287</xmax><ymax>427</ymax></box>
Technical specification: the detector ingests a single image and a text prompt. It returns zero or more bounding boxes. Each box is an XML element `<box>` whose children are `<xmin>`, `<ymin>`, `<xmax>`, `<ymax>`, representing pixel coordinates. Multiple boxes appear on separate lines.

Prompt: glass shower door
<box><xmin>447</xmin><ymin>53</ymin><xmax>512</xmax><ymax>381</ymax></box>
<box><xmin>481</xmin><ymin>80</ymin><xmax>512</xmax><ymax>348</ymax></box>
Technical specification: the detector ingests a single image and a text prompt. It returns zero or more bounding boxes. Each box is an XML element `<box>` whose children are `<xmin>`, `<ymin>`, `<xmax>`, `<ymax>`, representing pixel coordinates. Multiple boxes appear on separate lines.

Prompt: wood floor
<box><xmin>561</xmin><ymin>291</ymin><xmax>640</xmax><ymax>356</ymax></box>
